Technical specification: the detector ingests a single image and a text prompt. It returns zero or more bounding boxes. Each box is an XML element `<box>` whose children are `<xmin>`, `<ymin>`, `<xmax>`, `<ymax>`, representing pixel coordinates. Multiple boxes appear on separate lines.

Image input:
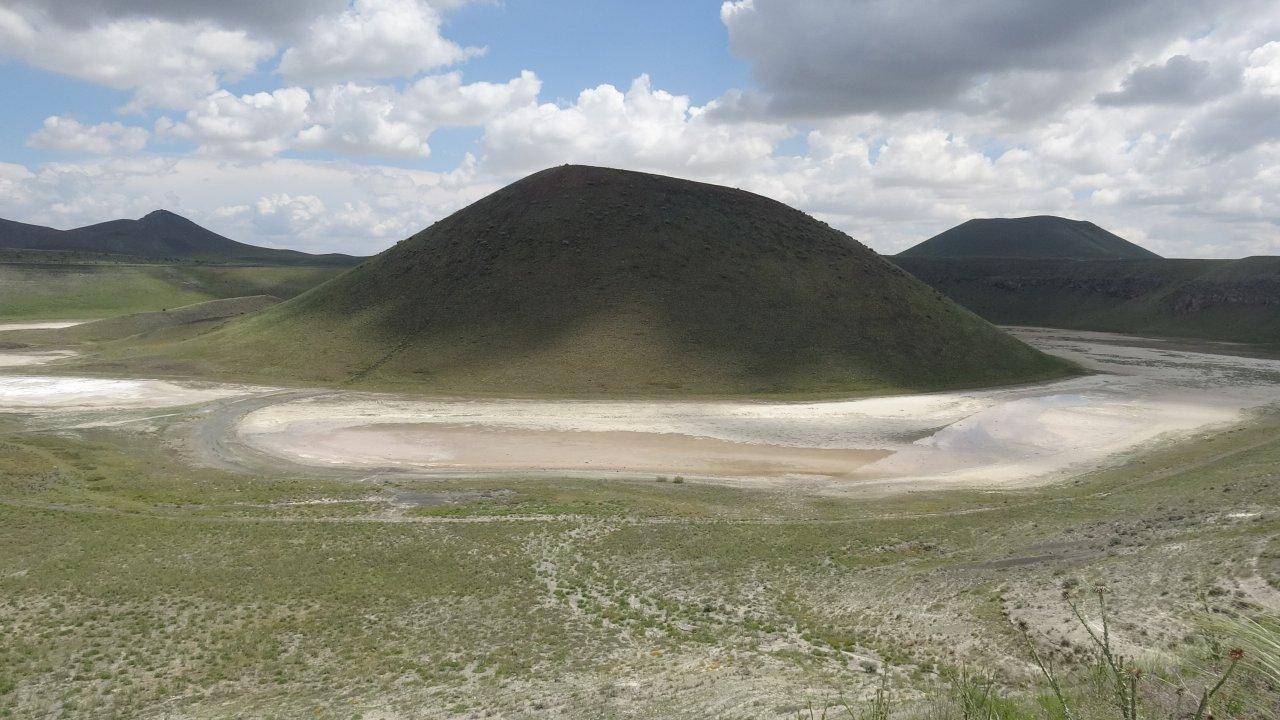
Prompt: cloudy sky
<box><xmin>1</xmin><ymin>0</ymin><xmax>1278</xmax><ymax>257</ymax></box>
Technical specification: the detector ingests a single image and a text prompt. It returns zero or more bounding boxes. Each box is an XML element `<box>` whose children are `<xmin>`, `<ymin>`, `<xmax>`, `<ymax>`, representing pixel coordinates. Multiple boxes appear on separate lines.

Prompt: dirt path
<box><xmin>180</xmin><ymin>389</ymin><xmax>340</xmax><ymax>473</ymax></box>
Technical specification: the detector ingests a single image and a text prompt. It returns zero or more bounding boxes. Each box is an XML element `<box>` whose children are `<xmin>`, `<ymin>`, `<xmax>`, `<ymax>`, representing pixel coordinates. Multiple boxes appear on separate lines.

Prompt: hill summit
<box><xmin>145</xmin><ymin>165</ymin><xmax>1073</xmax><ymax>396</ymax></box>
<box><xmin>0</xmin><ymin>210</ymin><xmax>360</xmax><ymax>266</ymax></box>
<box><xmin>899</xmin><ymin>216</ymin><xmax>1161</xmax><ymax>260</ymax></box>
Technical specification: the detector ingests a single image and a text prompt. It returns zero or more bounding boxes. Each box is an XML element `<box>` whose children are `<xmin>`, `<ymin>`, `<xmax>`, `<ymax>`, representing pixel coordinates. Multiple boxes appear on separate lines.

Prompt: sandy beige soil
<box><xmin>0</xmin><ymin>321</ymin><xmax>88</xmax><ymax>331</ymax></box>
<box><xmin>251</xmin><ymin>421</ymin><xmax>891</xmax><ymax>478</ymax></box>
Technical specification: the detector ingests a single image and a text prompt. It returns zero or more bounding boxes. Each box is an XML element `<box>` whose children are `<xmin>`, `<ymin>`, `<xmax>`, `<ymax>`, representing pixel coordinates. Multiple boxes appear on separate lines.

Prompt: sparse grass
<box><xmin>801</xmin><ymin>590</ymin><xmax>1271</xmax><ymax>720</ymax></box>
<box><xmin>0</xmin><ymin>407</ymin><xmax>1277</xmax><ymax>717</ymax></box>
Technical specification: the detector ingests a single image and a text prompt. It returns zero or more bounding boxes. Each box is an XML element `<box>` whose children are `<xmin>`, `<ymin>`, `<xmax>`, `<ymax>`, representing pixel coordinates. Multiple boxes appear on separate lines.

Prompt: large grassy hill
<box><xmin>899</xmin><ymin>216</ymin><xmax>1161</xmax><ymax>260</ymax></box>
<box><xmin>893</xmin><ymin>256</ymin><xmax>1280</xmax><ymax>345</ymax></box>
<box><xmin>107</xmin><ymin>165</ymin><xmax>1075</xmax><ymax>397</ymax></box>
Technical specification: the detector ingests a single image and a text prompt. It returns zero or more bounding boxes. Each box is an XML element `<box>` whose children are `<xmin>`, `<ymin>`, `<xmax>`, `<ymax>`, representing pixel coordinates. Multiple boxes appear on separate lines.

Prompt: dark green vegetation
<box><xmin>109</xmin><ymin>165</ymin><xmax>1073</xmax><ymax>396</ymax></box>
<box><xmin>1</xmin><ymin>403</ymin><xmax>1276</xmax><ymax>717</ymax></box>
<box><xmin>899</xmin><ymin>217</ymin><xmax>1161</xmax><ymax>260</ymax></box>
<box><xmin>894</xmin><ymin>256</ymin><xmax>1280</xmax><ymax>346</ymax></box>
<box><xmin>0</xmin><ymin>211</ymin><xmax>361</xmax><ymax>266</ymax></box>
<box><xmin>0</xmin><ymin>263</ymin><xmax>344</xmax><ymax>321</ymax></box>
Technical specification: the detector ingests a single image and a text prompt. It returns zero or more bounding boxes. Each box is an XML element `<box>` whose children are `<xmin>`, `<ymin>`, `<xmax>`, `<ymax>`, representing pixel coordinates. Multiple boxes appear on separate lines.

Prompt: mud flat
<box><xmin>0</xmin><ymin>351</ymin><xmax>78</xmax><ymax>368</ymax></box>
<box><xmin>0</xmin><ymin>321</ymin><xmax>89</xmax><ymax>332</ymax></box>
<box><xmin>1</xmin><ymin>328</ymin><xmax>1275</xmax><ymax>487</ymax></box>
<box><xmin>0</xmin><ymin>376</ymin><xmax>264</xmax><ymax>411</ymax></box>
<box><xmin>245</xmin><ymin>422</ymin><xmax>891</xmax><ymax>479</ymax></box>
<box><xmin>233</xmin><ymin>330</ymin><xmax>1280</xmax><ymax>488</ymax></box>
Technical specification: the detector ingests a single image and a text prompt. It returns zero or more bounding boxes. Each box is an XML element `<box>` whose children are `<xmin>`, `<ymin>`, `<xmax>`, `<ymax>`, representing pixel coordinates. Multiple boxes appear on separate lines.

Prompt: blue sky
<box><xmin>1</xmin><ymin>1</ymin><xmax>751</xmax><ymax>171</ymax></box>
<box><xmin>0</xmin><ymin>0</ymin><xmax>1277</xmax><ymax>257</ymax></box>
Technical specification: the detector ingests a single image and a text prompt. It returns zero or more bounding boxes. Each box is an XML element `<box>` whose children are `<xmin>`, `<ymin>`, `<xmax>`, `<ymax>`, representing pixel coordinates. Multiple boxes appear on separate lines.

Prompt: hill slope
<box><xmin>893</xmin><ymin>256</ymin><xmax>1280</xmax><ymax>346</ymax></box>
<box><xmin>120</xmin><ymin>165</ymin><xmax>1075</xmax><ymax>396</ymax></box>
<box><xmin>0</xmin><ymin>263</ymin><xmax>345</xmax><ymax>321</ymax></box>
<box><xmin>57</xmin><ymin>296</ymin><xmax>282</xmax><ymax>344</ymax></box>
<box><xmin>899</xmin><ymin>216</ymin><xmax>1161</xmax><ymax>260</ymax></box>
<box><xmin>0</xmin><ymin>210</ymin><xmax>361</xmax><ymax>266</ymax></box>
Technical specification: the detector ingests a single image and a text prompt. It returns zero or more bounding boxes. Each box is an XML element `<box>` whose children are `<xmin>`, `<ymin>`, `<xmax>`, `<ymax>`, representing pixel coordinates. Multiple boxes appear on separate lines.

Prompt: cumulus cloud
<box><xmin>1244</xmin><ymin>41</ymin><xmax>1280</xmax><ymax>92</ymax></box>
<box><xmin>719</xmin><ymin>0</ymin><xmax>1232</xmax><ymax>117</ymax></box>
<box><xmin>0</xmin><ymin>155</ymin><xmax>496</xmax><ymax>253</ymax></box>
<box><xmin>297</xmin><ymin>71</ymin><xmax>540</xmax><ymax>157</ymax></box>
<box><xmin>1096</xmin><ymin>55</ymin><xmax>1241</xmax><ymax>105</ymax></box>
<box><xmin>253</xmin><ymin>193</ymin><xmax>328</xmax><ymax>235</ymax></box>
<box><xmin>278</xmin><ymin>0</ymin><xmax>479</xmax><ymax>84</ymax></box>
<box><xmin>27</xmin><ymin>116</ymin><xmax>149</xmax><ymax>154</ymax></box>
<box><xmin>481</xmin><ymin>74</ymin><xmax>789</xmax><ymax>175</ymax></box>
<box><xmin>0</xmin><ymin>6</ymin><xmax>275</xmax><ymax>111</ymax></box>
<box><xmin>161</xmin><ymin>71</ymin><xmax>539</xmax><ymax>159</ymax></box>
<box><xmin>158</xmin><ymin>88</ymin><xmax>313</xmax><ymax>158</ymax></box>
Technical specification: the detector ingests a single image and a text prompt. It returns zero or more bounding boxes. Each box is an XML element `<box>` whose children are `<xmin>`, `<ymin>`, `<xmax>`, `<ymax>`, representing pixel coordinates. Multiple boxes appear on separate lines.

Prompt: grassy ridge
<box><xmin>0</xmin><ymin>264</ymin><xmax>345</xmax><ymax>321</ymax></box>
<box><xmin>894</xmin><ymin>256</ymin><xmax>1280</xmax><ymax>346</ymax></box>
<box><xmin>103</xmin><ymin>165</ymin><xmax>1074</xmax><ymax>397</ymax></box>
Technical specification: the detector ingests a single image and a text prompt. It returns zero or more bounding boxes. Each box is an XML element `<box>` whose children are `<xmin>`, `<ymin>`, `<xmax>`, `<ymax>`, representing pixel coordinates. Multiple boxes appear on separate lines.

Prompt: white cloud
<box><xmin>0</xmin><ymin>7</ymin><xmax>275</xmax><ymax>111</ymax></box>
<box><xmin>253</xmin><ymin>193</ymin><xmax>328</xmax><ymax>235</ymax></box>
<box><xmin>164</xmin><ymin>71</ymin><xmax>540</xmax><ymax>159</ymax></box>
<box><xmin>399</xmin><ymin>71</ymin><xmax>541</xmax><ymax>126</ymax></box>
<box><xmin>27</xmin><ymin>116</ymin><xmax>149</xmax><ymax>154</ymax></box>
<box><xmin>1244</xmin><ymin>41</ymin><xmax>1280</xmax><ymax>92</ymax></box>
<box><xmin>481</xmin><ymin>74</ymin><xmax>789</xmax><ymax>175</ymax></box>
<box><xmin>296</xmin><ymin>84</ymin><xmax>432</xmax><ymax>157</ymax></box>
<box><xmin>160</xmin><ymin>88</ymin><xmax>313</xmax><ymax>158</ymax></box>
<box><xmin>0</xmin><ymin>155</ymin><xmax>495</xmax><ymax>254</ymax></box>
<box><xmin>278</xmin><ymin>0</ymin><xmax>479</xmax><ymax>84</ymax></box>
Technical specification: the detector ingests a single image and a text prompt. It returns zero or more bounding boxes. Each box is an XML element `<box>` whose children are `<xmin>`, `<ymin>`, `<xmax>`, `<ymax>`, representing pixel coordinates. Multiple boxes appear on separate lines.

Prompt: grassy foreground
<box><xmin>0</xmin><ymin>403</ymin><xmax>1276</xmax><ymax>718</ymax></box>
<box><xmin>0</xmin><ymin>264</ymin><xmax>345</xmax><ymax>322</ymax></box>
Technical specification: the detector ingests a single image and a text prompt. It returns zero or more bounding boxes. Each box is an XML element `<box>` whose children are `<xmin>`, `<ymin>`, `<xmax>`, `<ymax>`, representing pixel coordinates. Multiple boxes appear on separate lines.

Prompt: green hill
<box><xmin>899</xmin><ymin>216</ymin><xmax>1161</xmax><ymax>260</ymax></box>
<box><xmin>893</xmin><ymin>256</ymin><xmax>1280</xmax><ymax>346</ymax></box>
<box><xmin>107</xmin><ymin>165</ymin><xmax>1074</xmax><ymax>397</ymax></box>
<box><xmin>0</xmin><ymin>210</ymin><xmax>361</xmax><ymax>266</ymax></box>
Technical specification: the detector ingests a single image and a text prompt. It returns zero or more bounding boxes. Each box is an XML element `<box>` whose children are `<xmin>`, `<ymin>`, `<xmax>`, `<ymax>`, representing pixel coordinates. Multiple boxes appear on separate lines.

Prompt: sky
<box><xmin>1</xmin><ymin>0</ymin><xmax>1278</xmax><ymax>258</ymax></box>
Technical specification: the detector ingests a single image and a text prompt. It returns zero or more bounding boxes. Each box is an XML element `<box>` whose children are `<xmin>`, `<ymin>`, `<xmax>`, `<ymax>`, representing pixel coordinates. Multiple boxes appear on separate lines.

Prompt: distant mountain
<box><xmin>0</xmin><ymin>210</ymin><xmax>362</xmax><ymax>266</ymax></box>
<box><xmin>899</xmin><ymin>216</ymin><xmax>1161</xmax><ymax>260</ymax></box>
<box><xmin>892</xmin><ymin>255</ymin><xmax>1280</xmax><ymax>346</ymax></box>
<box><xmin>128</xmin><ymin>165</ymin><xmax>1075</xmax><ymax>396</ymax></box>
